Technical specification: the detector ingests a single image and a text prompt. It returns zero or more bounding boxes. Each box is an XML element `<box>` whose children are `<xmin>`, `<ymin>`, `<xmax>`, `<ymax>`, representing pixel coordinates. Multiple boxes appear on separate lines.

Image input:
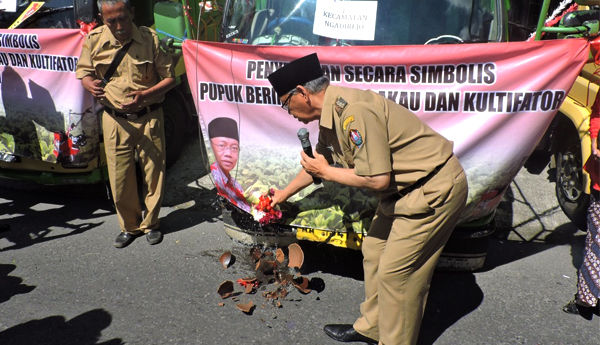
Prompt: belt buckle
<box><xmin>125</xmin><ymin>113</ymin><xmax>138</xmax><ymax>120</ymax></box>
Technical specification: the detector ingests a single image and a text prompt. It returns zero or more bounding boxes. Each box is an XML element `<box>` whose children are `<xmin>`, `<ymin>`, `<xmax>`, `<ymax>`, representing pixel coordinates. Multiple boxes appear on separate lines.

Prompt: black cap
<box><xmin>267</xmin><ymin>53</ymin><xmax>324</xmax><ymax>98</ymax></box>
<box><xmin>208</xmin><ymin>117</ymin><xmax>239</xmax><ymax>141</ymax></box>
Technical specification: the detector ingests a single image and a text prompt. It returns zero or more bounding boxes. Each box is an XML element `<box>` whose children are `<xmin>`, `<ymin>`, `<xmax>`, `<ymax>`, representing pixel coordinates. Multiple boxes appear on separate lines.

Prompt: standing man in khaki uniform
<box><xmin>268</xmin><ymin>53</ymin><xmax>468</xmax><ymax>345</ymax></box>
<box><xmin>76</xmin><ymin>0</ymin><xmax>175</xmax><ymax>248</ymax></box>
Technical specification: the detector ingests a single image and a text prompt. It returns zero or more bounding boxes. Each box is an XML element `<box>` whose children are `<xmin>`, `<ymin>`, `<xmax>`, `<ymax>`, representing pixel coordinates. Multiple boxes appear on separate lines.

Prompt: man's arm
<box><xmin>270</xmin><ymin>168</ymin><xmax>314</xmax><ymax>206</ymax></box>
<box><xmin>80</xmin><ymin>76</ymin><xmax>106</xmax><ymax>100</ymax></box>
<box><xmin>76</xmin><ymin>34</ymin><xmax>105</xmax><ymax>100</ymax></box>
<box><xmin>271</xmin><ymin>148</ymin><xmax>390</xmax><ymax>207</ymax></box>
<box><xmin>301</xmin><ymin>150</ymin><xmax>390</xmax><ymax>190</ymax></box>
<box><xmin>122</xmin><ymin>28</ymin><xmax>176</xmax><ymax>109</ymax></box>
<box><xmin>122</xmin><ymin>77</ymin><xmax>175</xmax><ymax>109</ymax></box>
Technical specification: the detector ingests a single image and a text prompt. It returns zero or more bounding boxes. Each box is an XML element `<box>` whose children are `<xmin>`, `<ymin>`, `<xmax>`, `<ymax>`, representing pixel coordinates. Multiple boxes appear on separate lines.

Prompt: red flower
<box><xmin>253</xmin><ymin>189</ymin><xmax>282</xmax><ymax>225</ymax></box>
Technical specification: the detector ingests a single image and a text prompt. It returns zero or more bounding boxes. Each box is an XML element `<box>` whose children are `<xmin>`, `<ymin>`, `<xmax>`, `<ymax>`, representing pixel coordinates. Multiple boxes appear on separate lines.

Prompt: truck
<box><xmin>0</xmin><ymin>0</ymin><xmax>218</xmax><ymax>184</ymax></box>
<box><xmin>502</xmin><ymin>1</ymin><xmax>600</xmax><ymax>229</ymax></box>
<box><xmin>530</xmin><ymin>1</ymin><xmax>599</xmax><ymax>228</ymax></box>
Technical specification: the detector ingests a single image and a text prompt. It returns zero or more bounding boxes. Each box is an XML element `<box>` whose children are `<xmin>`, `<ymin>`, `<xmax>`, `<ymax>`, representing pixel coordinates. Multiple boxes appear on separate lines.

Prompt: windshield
<box><xmin>0</xmin><ymin>0</ymin><xmax>76</xmax><ymax>29</ymax></box>
<box><xmin>221</xmin><ymin>0</ymin><xmax>504</xmax><ymax>46</ymax></box>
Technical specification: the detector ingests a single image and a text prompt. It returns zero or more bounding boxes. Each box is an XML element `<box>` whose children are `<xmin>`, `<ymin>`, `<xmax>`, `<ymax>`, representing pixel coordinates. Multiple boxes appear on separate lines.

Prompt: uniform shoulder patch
<box><xmin>334</xmin><ymin>96</ymin><xmax>348</xmax><ymax>117</ymax></box>
<box><xmin>140</xmin><ymin>26</ymin><xmax>153</xmax><ymax>33</ymax></box>
<box><xmin>342</xmin><ymin>115</ymin><xmax>355</xmax><ymax>131</ymax></box>
<box><xmin>349</xmin><ymin>129</ymin><xmax>364</xmax><ymax>148</ymax></box>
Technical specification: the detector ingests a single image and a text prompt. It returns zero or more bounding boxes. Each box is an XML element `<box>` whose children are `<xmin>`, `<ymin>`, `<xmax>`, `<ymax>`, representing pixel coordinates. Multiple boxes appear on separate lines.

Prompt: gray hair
<box><xmin>302</xmin><ymin>76</ymin><xmax>330</xmax><ymax>94</ymax></box>
<box><xmin>97</xmin><ymin>0</ymin><xmax>132</xmax><ymax>13</ymax></box>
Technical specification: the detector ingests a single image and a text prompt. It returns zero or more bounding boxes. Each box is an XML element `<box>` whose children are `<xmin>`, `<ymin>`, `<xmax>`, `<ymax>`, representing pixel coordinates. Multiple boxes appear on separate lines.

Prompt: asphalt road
<box><xmin>1</xmin><ymin>137</ymin><xmax>599</xmax><ymax>345</ymax></box>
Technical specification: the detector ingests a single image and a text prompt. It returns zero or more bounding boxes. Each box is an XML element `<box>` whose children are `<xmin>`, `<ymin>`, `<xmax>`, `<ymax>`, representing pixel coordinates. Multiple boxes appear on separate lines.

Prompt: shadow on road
<box><xmin>0</xmin><ymin>263</ymin><xmax>36</xmax><ymax>304</ymax></box>
<box><xmin>298</xmin><ymin>240</ymin><xmax>365</xmax><ymax>281</ymax></box>
<box><xmin>0</xmin><ymin>309</ymin><xmax>123</xmax><ymax>345</ymax></box>
<box><xmin>297</xmin><ymin>238</ymin><xmax>484</xmax><ymax>345</ymax></box>
<box><xmin>419</xmin><ymin>272</ymin><xmax>483</xmax><ymax>345</ymax></box>
<box><xmin>0</xmin><ymin>136</ymin><xmax>221</xmax><ymax>251</ymax></box>
<box><xmin>0</xmin><ymin>182</ymin><xmax>111</xmax><ymax>252</ymax></box>
<box><xmin>491</xmin><ymin>174</ymin><xmax>586</xmax><ymax>272</ymax></box>
<box><xmin>0</xmin><ymin>178</ymin><xmax>222</xmax><ymax>252</ymax></box>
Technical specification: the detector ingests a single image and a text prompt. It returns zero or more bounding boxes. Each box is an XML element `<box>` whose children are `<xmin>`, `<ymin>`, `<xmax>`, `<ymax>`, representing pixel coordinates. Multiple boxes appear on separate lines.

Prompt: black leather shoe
<box><xmin>563</xmin><ymin>300</ymin><xmax>594</xmax><ymax>320</ymax></box>
<box><xmin>146</xmin><ymin>229</ymin><xmax>163</xmax><ymax>245</ymax></box>
<box><xmin>115</xmin><ymin>232</ymin><xmax>136</xmax><ymax>248</ymax></box>
<box><xmin>323</xmin><ymin>324</ymin><xmax>378</xmax><ymax>344</ymax></box>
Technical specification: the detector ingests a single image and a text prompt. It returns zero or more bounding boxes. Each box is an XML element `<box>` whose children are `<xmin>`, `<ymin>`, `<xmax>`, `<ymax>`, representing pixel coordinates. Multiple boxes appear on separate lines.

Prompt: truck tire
<box><xmin>162</xmin><ymin>91</ymin><xmax>186</xmax><ymax>168</ymax></box>
<box><xmin>554</xmin><ymin>133</ymin><xmax>589</xmax><ymax>228</ymax></box>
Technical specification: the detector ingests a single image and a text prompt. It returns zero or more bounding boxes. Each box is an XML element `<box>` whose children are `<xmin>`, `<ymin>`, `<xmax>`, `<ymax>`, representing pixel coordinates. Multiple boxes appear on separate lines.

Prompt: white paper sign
<box><xmin>313</xmin><ymin>0</ymin><xmax>378</xmax><ymax>41</ymax></box>
<box><xmin>0</xmin><ymin>0</ymin><xmax>17</xmax><ymax>12</ymax></box>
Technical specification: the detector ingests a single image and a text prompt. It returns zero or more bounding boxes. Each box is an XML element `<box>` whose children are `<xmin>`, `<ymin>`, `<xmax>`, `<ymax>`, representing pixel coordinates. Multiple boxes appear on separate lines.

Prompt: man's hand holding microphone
<box><xmin>269</xmin><ymin>128</ymin><xmax>326</xmax><ymax>208</ymax></box>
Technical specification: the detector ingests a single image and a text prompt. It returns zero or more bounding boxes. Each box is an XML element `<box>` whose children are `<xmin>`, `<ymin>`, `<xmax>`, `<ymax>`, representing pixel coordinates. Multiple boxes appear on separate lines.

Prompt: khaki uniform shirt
<box><xmin>317</xmin><ymin>85</ymin><xmax>454</xmax><ymax>201</ymax></box>
<box><xmin>76</xmin><ymin>25</ymin><xmax>174</xmax><ymax>112</ymax></box>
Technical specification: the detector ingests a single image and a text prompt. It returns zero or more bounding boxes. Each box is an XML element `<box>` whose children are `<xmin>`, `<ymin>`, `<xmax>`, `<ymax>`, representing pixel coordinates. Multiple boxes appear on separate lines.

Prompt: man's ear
<box><xmin>131</xmin><ymin>6</ymin><xmax>135</xmax><ymax>18</ymax></box>
<box><xmin>296</xmin><ymin>85</ymin><xmax>308</xmax><ymax>98</ymax></box>
<box><xmin>297</xmin><ymin>85</ymin><xmax>311</xmax><ymax>104</ymax></box>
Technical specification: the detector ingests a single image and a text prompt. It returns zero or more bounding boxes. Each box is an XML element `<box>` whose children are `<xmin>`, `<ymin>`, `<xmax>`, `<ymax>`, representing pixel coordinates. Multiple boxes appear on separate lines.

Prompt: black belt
<box><xmin>107</xmin><ymin>103</ymin><xmax>161</xmax><ymax>120</ymax></box>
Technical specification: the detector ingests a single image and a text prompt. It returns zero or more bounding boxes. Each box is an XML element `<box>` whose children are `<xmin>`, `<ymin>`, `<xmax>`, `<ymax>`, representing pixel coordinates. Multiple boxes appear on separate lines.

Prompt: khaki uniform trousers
<box><xmin>102</xmin><ymin>108</ymin><xmax>166</xmax><ymax>234</ymax></box>
<box><xmin>354</xmin><ymin>155</ymin><xmax>468</xmax><ymax>345</ymax></box>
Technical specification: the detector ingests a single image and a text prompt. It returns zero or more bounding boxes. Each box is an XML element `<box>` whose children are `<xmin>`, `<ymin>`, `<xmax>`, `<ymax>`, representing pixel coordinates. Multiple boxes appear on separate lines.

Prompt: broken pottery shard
<box><xmin>217</xmin><ymin>280</ymin><xmax>234</xmax><ymax>299</ymax></box>
<box><xmin>219</xmin><ymin>251</ymin><xmax>233</xmax><ymax>269</ymax></box>
<box><xmin>255</xmin><ymin>259</ymin><xmax>277</xmax><ymax>274</ymax></box>
<box><xmin>277</xmin><ymin>287</ymin><xmax>289</xmax><ymax>299</ymax></box>
<box><xmin>263</xmin><ymin>290</ymin><xmax>278</xmax><ymax>300</ymax></box>
<box><xmin>276</xmin><ymin>248</ymin><xmax>285</xmax><ymax>263</ymax></box>
<box><xmin>238</xmin><ymin>277</ymin><xmax>258</xmax><ymax>286</ymax></box>
<box><xmin>292</xmin><ymin>276</ymin><xmax>311</xmax><ymax>294</ymax></box>
<box><xmin>250</xmin><ymin>247</ymin><xmax>262</xmax><ymax>262</ymax></box>
<box><xmin>274</xmin><ymin>270</ymin><xmax>293</xmax><ymax>285</ymax></box>
<box><xmin>287</xmin><ymin>243</ymin><xmax>304</xmax><ymax>269</ymax></box>
<box><xmin>236</xmin><ymin>301</ymin><xmax>255</xmax><ymax>314</ymax></box>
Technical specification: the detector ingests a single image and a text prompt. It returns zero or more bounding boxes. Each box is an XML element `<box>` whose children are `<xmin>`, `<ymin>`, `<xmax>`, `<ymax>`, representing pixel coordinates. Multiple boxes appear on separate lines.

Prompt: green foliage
<box><xmin>235</xmin><ymin>143</ymin><xmax>375</xmax><ymax>234</ymax></box>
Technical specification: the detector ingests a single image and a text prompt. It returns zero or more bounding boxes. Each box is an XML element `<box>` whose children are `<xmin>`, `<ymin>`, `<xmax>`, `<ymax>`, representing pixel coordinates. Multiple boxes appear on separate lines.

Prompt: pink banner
<box><xmin>0</xmin><ymin>29</ymin><xmax>97</xmax><ymax>165</ymax></box>
<box><xmin>183</xmin><ymin>39</ymin><xmax>589</xmax><ymax>232</ymax></box>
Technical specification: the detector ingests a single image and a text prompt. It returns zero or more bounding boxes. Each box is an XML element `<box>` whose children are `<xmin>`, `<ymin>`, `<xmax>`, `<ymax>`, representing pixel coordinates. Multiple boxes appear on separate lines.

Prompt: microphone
<box><xmin>297</xmin><ymin>128</ymin><xmax>322</xmax><ymax>184</ymax></box>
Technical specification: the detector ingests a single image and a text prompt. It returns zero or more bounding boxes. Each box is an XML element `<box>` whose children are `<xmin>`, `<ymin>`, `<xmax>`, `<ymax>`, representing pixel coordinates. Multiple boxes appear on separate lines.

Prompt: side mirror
<box><xmin>559</xmin><ymin>9</ymin><xmax>600</xmax><ymax>38</ymax></box>
<box><xmin>154</xmin><ymin>1</ymin><xmax>186</xmax><ymax>45</ymax></box>
<box><xmin>74</xmin><ymin>0</ymin><xmax>96</xmax><ymax>24</ymax></box>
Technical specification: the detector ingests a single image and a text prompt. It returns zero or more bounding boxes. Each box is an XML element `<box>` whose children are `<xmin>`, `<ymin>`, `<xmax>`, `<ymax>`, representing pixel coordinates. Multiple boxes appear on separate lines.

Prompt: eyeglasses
<box><xmin>214</xmin><ymin>143</ymin><xmax>239</xmax><ymax>153</ymax></box>
<box><xmin>281</xmin><ymin>91</ymin><xmax>295</xmax><ymax>113</ymax></box>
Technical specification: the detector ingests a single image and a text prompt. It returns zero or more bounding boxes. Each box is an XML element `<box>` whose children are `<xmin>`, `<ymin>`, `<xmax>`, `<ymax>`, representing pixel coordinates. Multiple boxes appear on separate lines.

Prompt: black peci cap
<box><xmin>208</xmin><ymin>117</ymin><xmax>239</xmax><ymax>141</ymax></box>
<box><xmin>267</xmin><ymin>53</ymin><xmax>324</xmax><ymax>98</ymax></box>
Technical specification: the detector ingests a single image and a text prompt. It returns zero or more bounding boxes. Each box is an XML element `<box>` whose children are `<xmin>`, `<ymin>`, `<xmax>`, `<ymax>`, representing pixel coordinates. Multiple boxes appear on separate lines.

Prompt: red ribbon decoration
<box><xmin>77</xmin><ymin>19</ymin><xmax>98</xmax><ymax>36</ymax></box>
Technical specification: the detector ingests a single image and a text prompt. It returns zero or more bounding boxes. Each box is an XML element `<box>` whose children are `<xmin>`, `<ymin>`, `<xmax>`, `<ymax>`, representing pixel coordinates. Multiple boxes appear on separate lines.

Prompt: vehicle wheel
<box><xmin>162</xmin><ymin>91</ymin><xmax>186</xmax><ymax>168</ymax></box>
<box><xmin>554</xmin><ymin>134</ymin><xmax>589</xmax><ymax>228</ymax></box>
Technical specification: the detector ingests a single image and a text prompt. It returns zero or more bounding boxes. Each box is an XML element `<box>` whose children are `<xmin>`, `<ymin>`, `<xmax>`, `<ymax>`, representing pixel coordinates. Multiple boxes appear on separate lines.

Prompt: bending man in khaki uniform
<box><xmin>268</xmin><ymin>54</ymin><xmax>468</xmax><ymax>345</ymax></box>
<box><xmin>76</xmin><ymin>0</ymin><xmax>175</xmax><ymax>248</ymax></box>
